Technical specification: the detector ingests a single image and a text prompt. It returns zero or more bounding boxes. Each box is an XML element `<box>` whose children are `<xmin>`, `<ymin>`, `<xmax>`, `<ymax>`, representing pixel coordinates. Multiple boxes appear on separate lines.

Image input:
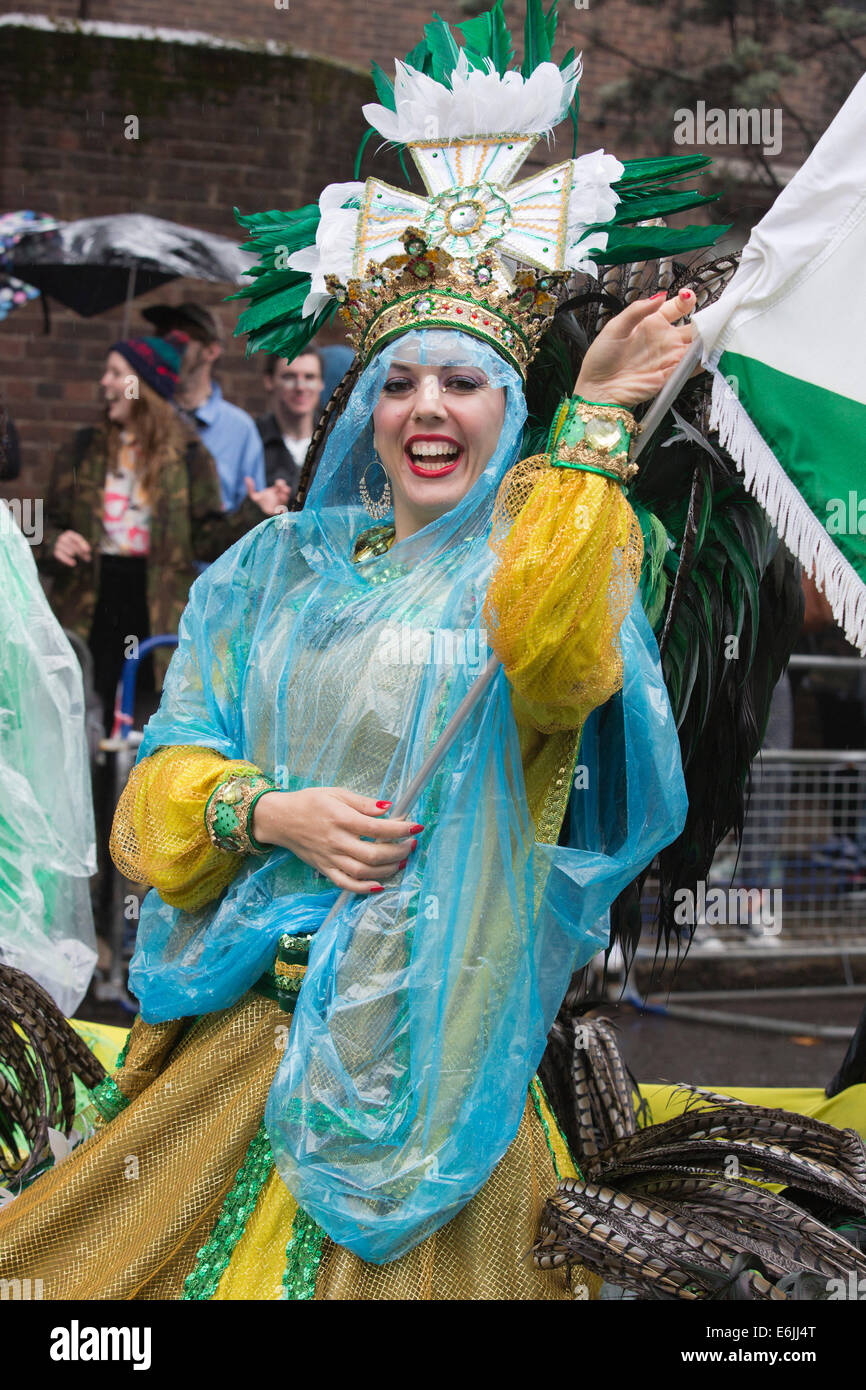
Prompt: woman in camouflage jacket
<box><xmin>33</xmin><ymin>336</ymin><xmax>288</xmax><ymax>724</ymax></box>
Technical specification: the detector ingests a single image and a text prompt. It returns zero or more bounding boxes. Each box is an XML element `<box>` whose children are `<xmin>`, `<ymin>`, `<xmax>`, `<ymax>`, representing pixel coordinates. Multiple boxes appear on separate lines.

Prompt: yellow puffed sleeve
<box><xmin>109</xmin><ymin>745</ymin><xmax>266</xmax><ymax>913</ymax></box>
<box><xmin>483</xmin><ymin>454</ymin><xmax>644</xmax><ymax>734</ymax></box>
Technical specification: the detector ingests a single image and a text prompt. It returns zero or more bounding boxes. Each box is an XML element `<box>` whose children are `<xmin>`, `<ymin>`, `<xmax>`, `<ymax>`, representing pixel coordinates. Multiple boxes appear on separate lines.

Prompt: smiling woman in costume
<box><xmin>0</xmin><ymin>4</ymin><xmax>740</xmax><ymax>1299</ymax></box>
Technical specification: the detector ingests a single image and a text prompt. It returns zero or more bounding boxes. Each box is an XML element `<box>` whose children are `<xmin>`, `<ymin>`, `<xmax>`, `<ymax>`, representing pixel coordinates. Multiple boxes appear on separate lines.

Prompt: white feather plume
<box><xmin>363</xmin><ymin>48</ymin><xmax>582</xmax><ymax>143</ymax></box>
<box><xmin>288</xmin><ymin>181</ymin><xmax>364</xmax><ymax>318</ymax></box>
<box><xmin>565</xmin><ymin>148</ymin><xmax>624</xmax><ymax>273</ymax></box>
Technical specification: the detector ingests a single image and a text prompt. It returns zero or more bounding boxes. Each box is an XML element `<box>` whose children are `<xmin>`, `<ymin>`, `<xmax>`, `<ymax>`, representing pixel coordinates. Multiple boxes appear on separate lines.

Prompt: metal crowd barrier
<box><xmin>630</xmin><ymin>653</ymin><xmax>866</xmax><ymax>1038</ymax></box>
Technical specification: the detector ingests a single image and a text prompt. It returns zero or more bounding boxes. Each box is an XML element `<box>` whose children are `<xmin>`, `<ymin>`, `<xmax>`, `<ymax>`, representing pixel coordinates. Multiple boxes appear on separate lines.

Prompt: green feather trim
<box><xmin>588</xmin><ymin>224</ymin><xmax>731</xmax><ymax>265</ymax></box>
<box><xmin>424</xmin><ymin>13</ymin><xmax>462</xmax><ymax>83</ymax></box>
<box><xmin>458</xmin><ymin>1</ymin><xmax>514</xmax><ymax>74</ymax></box>
<box><xmin>370</xmin><ymin>60</ymin><xmax>396</xmax><ymax>111</ymax></box>
<box><xmin>544</xmin><ymin>0</ymin><xmax>558</xmax><ymax>52</ymax></box>
<box><xmin>522</xmin><ymin>0</ymin><xmax>556</xmax><ymax>76</ymax></box>
<box><xmin>404</xmin><ymin>39</ymin><xmax>434</xmax><ymax>74</ymax></box>
<box><xmin>633</xmin><ymin>502</ymin><xmax>671</xmax><ymax>631</ymax></box>
<box><xmin>613</xmin><ymin>190</ymin><xmax>720</xmax><ymax>223</ymax></box>
<box><xmin>616</xmin><ymin>154</ymin><xmax>713</xmax><ymax>185</ymax></box>
<box><xmin>229</xmin><ymin>204</ymin><xmax>337</xmax><ymax>360</ymax></box>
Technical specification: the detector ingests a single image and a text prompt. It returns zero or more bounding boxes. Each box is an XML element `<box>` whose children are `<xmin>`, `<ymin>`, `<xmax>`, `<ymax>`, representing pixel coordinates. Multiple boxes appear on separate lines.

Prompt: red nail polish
<box><xmin>398</xmin><ymin>859</ymin><xmax>407</xmax><ymax>870</ymax></box>
<box><xmin>370</xmin><ymin>884</ymin><xmax>384</xmax><ymax>893</ymax></box>
<box><xmin>410</xmin><ymin>838</ymin><xmax>417</xmax><ymax>853</ymax></box>
<box><xmin>376</xmin><ymin>801</ymin><xmax>392</xmax><ymax>809</ymax></box>
<box><xmin>680</xmin><ymin>289</ymin><xmax>693</xmax><ymax>299</ymax></box>
<box><xmin>651</xmin><ymin>292</ymin><xmax>666</xmax><ymax>300</ymax></box>
<box><xmin>410</xmin><ymin>823</ymin><xmax>424</xmax><ymax>833</ymax></box>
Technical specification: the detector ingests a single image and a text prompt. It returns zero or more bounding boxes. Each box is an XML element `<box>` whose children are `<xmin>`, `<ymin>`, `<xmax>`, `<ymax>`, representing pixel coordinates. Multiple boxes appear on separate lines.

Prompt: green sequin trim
<box><xmin>530</xmin><ymin>1077</ymin><xmax>583</xmax><ymax>1182</ymax></box>
<box><xmin>88</xmin><ymin>1074</ymin><xmax>131</xmax><ymax>1124</ymax></box>
<box><xmin>546</xmin><ymin>395</ymin><xmax>631</xmax><ymax>460</ymax></box>
<box><xmin>282</xmin><ymin>1205</ymin><xmax>327</xmax><ymax>1300</ymax></box>
<box><xmin>114</xmin><ymin>1031</ymin><xmax>132</xmax><ymax>1070</ymax></box>
<box><xmin>182</xmin><ymin>1122</ymin><xmax>275</xmax><ymax>1300</ymax></box>
<box><xmin>86</xmin><ymin>1028</ymin><xmax>134</xmax><ymax>1123</ymax></box>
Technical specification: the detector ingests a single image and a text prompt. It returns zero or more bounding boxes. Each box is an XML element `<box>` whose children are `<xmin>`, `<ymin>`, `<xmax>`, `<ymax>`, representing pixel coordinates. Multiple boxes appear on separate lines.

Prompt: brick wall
<box><xmin>0</xmin><ymin>23</ymin><xmax>403</xmax><ymax>499</ymax></box>
<box><xmin>3</xmin><ymin>0</ymin><xmax>836</xmax><ymax>152</ymax></box>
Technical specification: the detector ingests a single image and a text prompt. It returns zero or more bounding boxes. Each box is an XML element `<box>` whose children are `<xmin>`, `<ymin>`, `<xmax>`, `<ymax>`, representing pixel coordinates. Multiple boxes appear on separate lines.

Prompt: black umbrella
<box><xmin>7</xmin><ymin>213</ymin><xmax>254</xmax><ymax>333</ymax></box>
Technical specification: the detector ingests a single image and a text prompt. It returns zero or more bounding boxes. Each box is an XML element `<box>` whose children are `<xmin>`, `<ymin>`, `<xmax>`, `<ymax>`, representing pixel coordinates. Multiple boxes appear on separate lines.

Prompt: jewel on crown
<box><xmin>326</xmin><ymin>229</ymin><xmax>564</xmax><ymax>379</ymax></box>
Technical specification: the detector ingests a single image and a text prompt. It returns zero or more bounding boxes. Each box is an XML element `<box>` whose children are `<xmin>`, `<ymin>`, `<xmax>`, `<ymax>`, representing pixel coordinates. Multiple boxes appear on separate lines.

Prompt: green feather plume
<box><xmin>458</xmin><ymin>0</ymin><xmax>514</xmax><ymax>73</ymax></box>
<box><xmin>229</xmin><ymin>204</ymin><xmax>337</xmax><ymax>361</ymax></box>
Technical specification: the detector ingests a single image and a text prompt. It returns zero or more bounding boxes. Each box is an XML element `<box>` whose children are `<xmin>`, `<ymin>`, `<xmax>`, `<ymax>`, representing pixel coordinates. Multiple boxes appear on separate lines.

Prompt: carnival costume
<box><xmin>4</xmin><ymin>2</ymin><xmax>863</xmax><ymax>1300</ymax></box>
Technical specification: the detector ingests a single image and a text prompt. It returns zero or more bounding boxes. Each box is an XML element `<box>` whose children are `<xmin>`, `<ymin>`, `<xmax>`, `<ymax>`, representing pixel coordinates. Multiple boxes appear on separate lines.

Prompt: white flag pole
<box><xmin>629</xmin><ymin>337</ymin><xmax>704</xmax><ymax>464</ymax></box>
<box><xmin>320</xmin><ymin>653</ymin><xmax>501</xmax><ymax>928</ymax></box>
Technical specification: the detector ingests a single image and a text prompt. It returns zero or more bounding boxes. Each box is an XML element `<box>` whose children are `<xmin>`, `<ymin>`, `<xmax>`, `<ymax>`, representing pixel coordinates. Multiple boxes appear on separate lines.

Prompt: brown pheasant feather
<box><xmin>533</xmin><ymin>1018</ymin><xmax>866</xmax><ymax>1299</ymax></box>
<box><xmin>0</xmin><ymin>964</ymin><xmax>106</xmax><ymax>1185</ymax></box>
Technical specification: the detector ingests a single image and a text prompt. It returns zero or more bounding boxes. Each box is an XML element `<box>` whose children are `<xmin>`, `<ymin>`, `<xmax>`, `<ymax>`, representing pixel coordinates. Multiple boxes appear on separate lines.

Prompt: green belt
<box><xmin>251</xmin><ymin>932</ymin><xmax>315</xmax><ymax>1014</ymax></box>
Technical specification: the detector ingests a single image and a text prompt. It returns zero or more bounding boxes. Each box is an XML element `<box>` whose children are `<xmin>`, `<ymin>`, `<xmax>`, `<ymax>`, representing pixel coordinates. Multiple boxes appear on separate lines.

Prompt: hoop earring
<box><xmin>360</xmin><ymin>456</ymin><xmax>392</xmax><ymax>520</ymax></box>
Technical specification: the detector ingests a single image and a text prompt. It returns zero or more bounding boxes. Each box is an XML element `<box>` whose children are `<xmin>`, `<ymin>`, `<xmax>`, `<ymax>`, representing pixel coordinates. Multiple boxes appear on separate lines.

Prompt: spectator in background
<box><xmin>257</xmin><ymin>348</ymin><xmax>325</xmax><ymax>496</ymax></box>
<box><xmin>257</xmin><ymin>344</ymin><xmax>355</xmax><ymax>503</ymax></box>
<box><xmin>33</xmin><ymin>333</ymin><xmax>287</xmax><ymax>939</ymax></box>
<box><xmin>142</xmin><ymin>301</ymin><xmax>266</xmax><ymax>512</ymax></box>
<box><xmin>33</xmin><ymin>333</ymin><xmax>288</xmax><ymax>735</ymax></box>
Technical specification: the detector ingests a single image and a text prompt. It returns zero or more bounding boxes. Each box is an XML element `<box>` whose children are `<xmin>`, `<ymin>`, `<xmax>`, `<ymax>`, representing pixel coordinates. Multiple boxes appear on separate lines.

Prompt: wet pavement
<box><xmin>597</xmin><ymin>950</ymin><xmax>866</xmax><ymax>1090</ymax></box>
<box><xmin>598</xmin><ymin>993</ymin><xmax>863</xmax><ymax>1090</ymax></box>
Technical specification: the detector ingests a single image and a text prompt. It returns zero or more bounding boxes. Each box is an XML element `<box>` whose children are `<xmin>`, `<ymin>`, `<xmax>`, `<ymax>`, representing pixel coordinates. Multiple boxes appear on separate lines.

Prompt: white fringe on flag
<box><xmin>710</xmin><ymin>369</ymin><xmax>866</xmax><ymax>654</ymax></box>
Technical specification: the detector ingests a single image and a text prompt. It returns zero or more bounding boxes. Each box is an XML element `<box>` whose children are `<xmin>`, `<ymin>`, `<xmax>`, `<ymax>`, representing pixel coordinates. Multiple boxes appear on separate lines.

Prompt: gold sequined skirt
<box><xmin>0</xmin><ymin>991</ymin><xmax>590</xmax><ymax>1300</ymax></box>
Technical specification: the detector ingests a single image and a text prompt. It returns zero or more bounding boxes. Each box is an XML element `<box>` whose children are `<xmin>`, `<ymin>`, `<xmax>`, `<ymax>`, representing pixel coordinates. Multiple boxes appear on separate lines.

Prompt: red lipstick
<box><xmin>404</xmin><ymin>433</ymin><xmax>463</xmax><ymax>478</ymax></box>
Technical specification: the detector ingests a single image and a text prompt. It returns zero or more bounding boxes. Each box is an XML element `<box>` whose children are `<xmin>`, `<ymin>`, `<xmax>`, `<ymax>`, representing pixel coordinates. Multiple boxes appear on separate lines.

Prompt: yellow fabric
<box><xmin>14</xmin><ymin>1019</ymin><xmax>861</xmax><ymax>1301</ymax></box>
<box><xmin>70</xmin><ymin>1024</ymin><xmax>864</xmax><ymax>1153</ymax></box>
<box><xmin>312</xmin><ymin>1089</ymin><xmax>586</xmax><ymax>1300</ymax></box>
<box><xmin>212</xmin><ymin>1087</ymin><xmax>589</xmax><ymax>1301</ymax></box>
<box><xmin>213</xmin><ymin>1166</ymin><xmax>299</xmax><ymax>1301</ymax></box>
<box><xmin>211</xmin><ymin>1089</ymin><xmax>589</xmax><ymax>1295</ymax></box>
<box><xmin>109</xmin><ymin>745</ymin><xmax>264</xmax><ymax>912</ymax></box>
<box><xmin>483</xmin><ymin>455</ymin><xmax>644</xmax><ymax>734</ymax></box>
<box><xmin>70</xmin><ymin>1020</ymin><xmax>129</xmax><ymax>1074</ymax></box>
<box><xmin>532</xmin><ymin>1079</ymin><xmax>579</xmax><ymax>1179</ymax></box>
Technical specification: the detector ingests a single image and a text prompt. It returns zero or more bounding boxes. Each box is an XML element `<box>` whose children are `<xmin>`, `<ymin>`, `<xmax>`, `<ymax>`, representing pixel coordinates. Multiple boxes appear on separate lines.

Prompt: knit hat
<box><xmin>110</xmin><ymin>333</ymin><xmax>188</xmax><ymax>400</ymax></box>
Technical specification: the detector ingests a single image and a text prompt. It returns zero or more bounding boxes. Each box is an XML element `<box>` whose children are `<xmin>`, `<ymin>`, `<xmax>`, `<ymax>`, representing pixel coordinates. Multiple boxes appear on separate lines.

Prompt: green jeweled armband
<box><xmin>547</xmin><ymin>395</ymin><xmax>639</xmax><ymax>484</ymax></box>
<box><xmin>204</xmin><ymin>772</ymin><xmax>277</xmax><ymax>856</ymax></box>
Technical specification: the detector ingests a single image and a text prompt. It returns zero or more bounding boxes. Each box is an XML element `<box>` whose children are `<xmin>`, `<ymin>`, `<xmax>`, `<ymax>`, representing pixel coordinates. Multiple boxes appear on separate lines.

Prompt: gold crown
<box><xmin>326</xmin><ymin>229</ymin><xmax>564</xmax><ymax>380</ymax></box>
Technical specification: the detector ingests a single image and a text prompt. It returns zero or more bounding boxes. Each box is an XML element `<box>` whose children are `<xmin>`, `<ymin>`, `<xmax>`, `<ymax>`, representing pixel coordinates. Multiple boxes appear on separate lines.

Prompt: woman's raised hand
<box><xmin>245</xmin><ymin>476</ymin><xmax>292</xmax><ymax>515</ymax></box>
<box><xmin>250</xmin><ymin>787</ymin><xmax>422</xmax><ymax>894</ymax></box>
<box><xmin>53</xmin><ymin>529</ymin><xmax>93</xmax><ymax>567</ymax></box>
<box><xmin>574</xmin><ymin>288</ymin><xmax>698</xmax><ymax>408</ymax></box>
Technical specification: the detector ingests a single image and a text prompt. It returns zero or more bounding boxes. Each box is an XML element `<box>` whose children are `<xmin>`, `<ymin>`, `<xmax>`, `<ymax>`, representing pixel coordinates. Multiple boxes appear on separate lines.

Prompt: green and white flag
<box><xmin>694</xmin><ymin>74</ymin><xmax>866</xmax><ymax>652</ymax></box>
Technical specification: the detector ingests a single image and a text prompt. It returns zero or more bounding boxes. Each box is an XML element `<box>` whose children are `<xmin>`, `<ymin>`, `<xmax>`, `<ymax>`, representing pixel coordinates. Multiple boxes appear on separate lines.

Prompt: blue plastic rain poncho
<box><xmin>0</xmin><ymin>504</ymin><xmax>97</xmax><ymax>1014</ymax></box>
<box><xmin>129</xmin><ymin>330</ymin><xmax>687</xmax><ymax>1262</ymax></box>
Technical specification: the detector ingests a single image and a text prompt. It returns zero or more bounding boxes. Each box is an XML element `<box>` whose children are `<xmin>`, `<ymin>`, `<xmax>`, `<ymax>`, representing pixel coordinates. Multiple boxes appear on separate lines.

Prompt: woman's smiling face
<box><xmin>372</xmin><ymin>361</ymin><xmax>506</xmax><ymax>539</ymax></box>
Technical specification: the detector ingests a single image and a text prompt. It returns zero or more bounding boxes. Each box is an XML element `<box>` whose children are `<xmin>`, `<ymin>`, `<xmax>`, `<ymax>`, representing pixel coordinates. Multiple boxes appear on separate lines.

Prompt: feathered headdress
<box><xmin>232</xmin><ymin>0</ymin><xmax>726</xmax><ymax>378</ymax></box>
